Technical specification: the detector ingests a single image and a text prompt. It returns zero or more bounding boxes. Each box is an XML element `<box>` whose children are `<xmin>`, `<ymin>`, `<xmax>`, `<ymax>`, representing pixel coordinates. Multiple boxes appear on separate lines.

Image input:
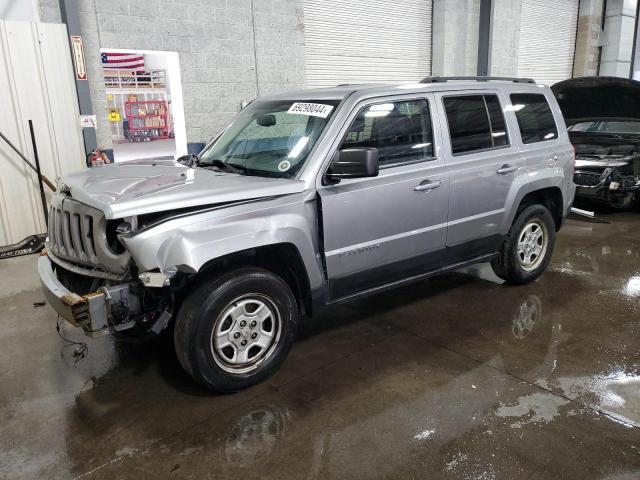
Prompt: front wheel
<box><xmin>174</xmin><ymin>268</ymin><xmax>298</xmax><ymax>392</ymax></box>
<box><xmin>491</xmin><ymin>204</ymin><xmax>556</xmax><ymax>285</ymax></box>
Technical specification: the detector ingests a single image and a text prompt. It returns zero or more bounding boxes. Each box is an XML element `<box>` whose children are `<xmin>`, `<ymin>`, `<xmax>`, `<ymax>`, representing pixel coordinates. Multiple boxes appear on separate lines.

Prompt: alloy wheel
<box><xmin>210</xmin><ymin>294</ymin><xmax>282</xmax><ymax>374</ymax></box>
<box><xmin>516</xmin><ymin>219</ymin><xmax>548</xmax><ymax>272</ymax></box>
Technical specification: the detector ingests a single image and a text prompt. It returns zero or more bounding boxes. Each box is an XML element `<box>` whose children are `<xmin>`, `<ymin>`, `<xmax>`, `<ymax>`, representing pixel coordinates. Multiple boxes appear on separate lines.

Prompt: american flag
<box><xmin>100</xmin><ymin>51</ymin><xmax>145</xmax><ymax>70</ymax></box>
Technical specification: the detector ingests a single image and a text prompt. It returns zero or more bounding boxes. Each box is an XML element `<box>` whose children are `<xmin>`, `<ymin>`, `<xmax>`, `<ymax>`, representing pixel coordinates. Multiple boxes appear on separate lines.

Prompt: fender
<box><xmin>120</xmin><ymin>191</ymin><xmax>327</xmax><ymax>290</ymax></box>
<box><xmin>500</xmin><ymin>165</ymin><xmax>566</xmax><ymax>234</ymax></box>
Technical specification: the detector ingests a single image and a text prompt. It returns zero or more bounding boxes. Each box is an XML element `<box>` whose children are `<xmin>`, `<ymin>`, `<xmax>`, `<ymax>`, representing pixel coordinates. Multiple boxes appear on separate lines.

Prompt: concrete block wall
<box><xmin>38</xmin><ymin>0</ymin><xmax>62</xmax><ymax>23</ymax></box>
<box><xmin>600</xmin><ymin>0</ymin><xmax>638</xmax><ymax>77</ymax></box>
<box><xmin>488</xmin><ymin>0</ymin><xmax>521</xmax><ymax>76</ymax></box>
<box><xmin>432</xmin><ymin>0</ymin><xmax>481</xmax><ymax>76</ymax></box>
<box><xmin>573</xmin><ymin>0</ymin><xmax>605</xmax><ymax>77</ymax></box>
<box><xmin>39</xmin><ymin>0</ymin><xmax>306</xmax><ymax>148</ymax></box>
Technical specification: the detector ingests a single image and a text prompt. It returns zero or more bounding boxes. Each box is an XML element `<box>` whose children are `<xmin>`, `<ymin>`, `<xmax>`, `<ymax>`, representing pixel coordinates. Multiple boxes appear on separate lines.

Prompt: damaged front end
<box><xmin>552</xmin><ymin>76</ymin><xmax>640</xmax><ymax>209</ymax></box>
<box><xmin>39</xmin><ymin>250</ymin><xmax>174</xmax><ymax>338</ymax></box>
<box><xmin>573</xmin><ymin>143</ymin><xmax>640</xmax><ymax>208</ymax></box>
<box><xmin>39</xmin><ymin>193</ymin><xmax>175</xmax><ymax>338</ymax></box>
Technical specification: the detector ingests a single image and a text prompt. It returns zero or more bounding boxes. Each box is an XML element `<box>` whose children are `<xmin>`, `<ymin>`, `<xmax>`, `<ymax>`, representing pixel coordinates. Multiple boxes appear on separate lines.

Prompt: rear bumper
<box><xmin>557</xmin><ymin>182</ymin><xmax>576</xmax><ymax>229</ymax></box>
<box><xmin>567</xmin><ymin>182</ymin><xmax>576</xmax><ymax>214</ymax></box>
<box><xmin>38</xmin><ymin>253</ymin><xmax>109</xmax><ymax>336</ymax></box>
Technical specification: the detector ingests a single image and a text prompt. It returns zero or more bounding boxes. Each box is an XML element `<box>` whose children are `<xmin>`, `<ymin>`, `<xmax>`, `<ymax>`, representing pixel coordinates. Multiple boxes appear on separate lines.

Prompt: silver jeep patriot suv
<box><xmin>39</xmin><ymin>77</ymin><xmax>575</xmax><ymax>392</ymax></box>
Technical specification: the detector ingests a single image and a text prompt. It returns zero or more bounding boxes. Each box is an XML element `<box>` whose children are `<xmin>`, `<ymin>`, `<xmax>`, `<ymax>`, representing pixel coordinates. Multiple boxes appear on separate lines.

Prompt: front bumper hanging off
<box><xmin>38</xmin><ymin>252</ymin><xmax>110</xmax><ymax>337</ymax></box>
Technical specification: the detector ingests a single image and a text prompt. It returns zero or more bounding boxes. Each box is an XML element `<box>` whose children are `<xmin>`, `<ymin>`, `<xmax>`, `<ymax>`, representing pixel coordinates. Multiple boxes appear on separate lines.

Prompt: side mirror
<box><xmin>326</xmin><ymin>148</ymin><xmax>379</xmax><ymax>181</ymax></box>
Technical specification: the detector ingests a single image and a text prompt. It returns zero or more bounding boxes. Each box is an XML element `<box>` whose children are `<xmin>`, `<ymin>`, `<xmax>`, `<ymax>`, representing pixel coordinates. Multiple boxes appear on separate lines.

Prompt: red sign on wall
<box><xmin>70</xmin><ymin>35</ymin><xmax>87</xmax><ymax>80</ymax></box>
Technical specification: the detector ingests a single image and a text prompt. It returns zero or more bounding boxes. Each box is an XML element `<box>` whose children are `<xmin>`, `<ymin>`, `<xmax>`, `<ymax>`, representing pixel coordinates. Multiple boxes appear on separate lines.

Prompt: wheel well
<box><xmin>197</xmin><ymin>243</ymin><xmax>312</xmax><ymax>317</ymax></box>
<box><xmin>518</xmin><ymin>187</ymin><xmax>564</xmax><ymax>230</ymax></box>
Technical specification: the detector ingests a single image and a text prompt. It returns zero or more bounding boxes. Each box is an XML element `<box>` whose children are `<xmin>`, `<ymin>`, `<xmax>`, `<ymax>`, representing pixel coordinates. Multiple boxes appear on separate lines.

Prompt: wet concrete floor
<box><xmin>1</xmin><ymin>212</ymin><xmax>639</xmax><ymax>479</ymax></box>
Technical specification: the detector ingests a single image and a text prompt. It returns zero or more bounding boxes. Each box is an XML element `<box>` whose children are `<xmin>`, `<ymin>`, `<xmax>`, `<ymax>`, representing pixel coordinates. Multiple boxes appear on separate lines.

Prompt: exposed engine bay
<box><xmin>552</xmin><ymin>76</ymin><xmax>640</xmax><ymax>209</ymax></box>
<box><xmin>572</xmin><ymin>138</ymin><xmax>640</xmax><ymax>208</ymax></box>
<box><xmin>49</xmin><ymin>255</ymin><xmax>178</xmax><ymax>338</ymax></box>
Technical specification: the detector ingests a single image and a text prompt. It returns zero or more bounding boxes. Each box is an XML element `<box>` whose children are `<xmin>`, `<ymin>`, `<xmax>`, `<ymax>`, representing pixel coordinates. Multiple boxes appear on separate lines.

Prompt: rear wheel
<box><xmin>174</xmin><ymin>268</ymin><xmax>298</xmax><ymax>392</ymax></box>
<box><xmin>492</xmin><ymin>204</ymin><xmax>556</xmax><ymax>285</ymax></box>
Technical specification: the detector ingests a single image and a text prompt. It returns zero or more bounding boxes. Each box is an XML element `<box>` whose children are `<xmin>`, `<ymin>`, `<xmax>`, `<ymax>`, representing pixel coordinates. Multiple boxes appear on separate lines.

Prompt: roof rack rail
<box><xmin>420</xmin><ymin>76</ymin><xmax>536</xmax><ymax>84</ymax></box>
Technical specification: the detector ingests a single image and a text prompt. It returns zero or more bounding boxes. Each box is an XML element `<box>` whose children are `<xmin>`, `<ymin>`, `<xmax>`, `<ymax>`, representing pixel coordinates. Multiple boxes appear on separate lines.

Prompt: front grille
<box><xmin>47</xmin><ymin>194</ymin><xmax>130</xmax><ymax>275</ymax></box>
<box><xmin>574</xmin><ymin>171</ymin><xmax>603</xmax><ymax>187</ymax></box>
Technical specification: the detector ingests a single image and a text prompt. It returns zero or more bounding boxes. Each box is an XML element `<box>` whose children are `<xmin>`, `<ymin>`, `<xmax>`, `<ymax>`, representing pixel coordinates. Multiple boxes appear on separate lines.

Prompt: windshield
<box><xmin>568</xmin><ymin>120</ymin><xmax>640</xmax><ymax>135</ymax></box>
<box><xmin>198</xmin><ymin>99</ymin><xmax>340</xmax><ymax>177</ymax></box>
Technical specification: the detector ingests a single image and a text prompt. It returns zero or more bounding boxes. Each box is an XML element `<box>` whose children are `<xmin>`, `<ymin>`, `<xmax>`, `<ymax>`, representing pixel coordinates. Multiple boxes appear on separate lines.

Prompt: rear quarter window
<box><xmin>510</xmin><ymin>93</ymin><xmax>558</xmax><ymax>144</ymax></box>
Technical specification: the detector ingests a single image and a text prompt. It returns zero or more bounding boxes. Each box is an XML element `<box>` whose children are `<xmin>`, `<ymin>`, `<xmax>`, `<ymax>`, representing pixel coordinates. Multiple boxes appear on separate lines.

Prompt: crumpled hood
<box><xmin>60</xmin><ymin>161</ymin><xmax>306</xmax><ymax>219</ymax></box>
<box><xmin>552</xmin><ymin>76</ymin><xmax>640</xmax><ymax>125</ymax></box>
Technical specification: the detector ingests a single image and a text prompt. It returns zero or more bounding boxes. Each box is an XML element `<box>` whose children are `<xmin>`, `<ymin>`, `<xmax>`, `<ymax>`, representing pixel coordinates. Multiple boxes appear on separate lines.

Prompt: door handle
<box><xmin>414</xmin><ymin>179</ymin><xmax>442</xmax><ymax>192</ymax></box>
<box><xmin>497</xmin><ymin>164</ymin><xmax>518</xmax><ymax>175</ymax></box>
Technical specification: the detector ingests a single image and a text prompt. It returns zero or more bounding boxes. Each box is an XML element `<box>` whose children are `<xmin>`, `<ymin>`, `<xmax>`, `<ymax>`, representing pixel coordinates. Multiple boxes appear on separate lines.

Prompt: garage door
<box><xmin>304</xmin><ymin>0</ymin><xmax>432</xmax><ymax>88</ymax></box>
<box><xmin>517</xmin><ymin>0</ymin><xmax>579</xmax><ymax>85</ymax></box>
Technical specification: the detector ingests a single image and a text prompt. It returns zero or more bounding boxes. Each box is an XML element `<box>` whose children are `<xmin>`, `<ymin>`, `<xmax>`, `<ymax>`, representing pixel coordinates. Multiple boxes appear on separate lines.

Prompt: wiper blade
<box><xmin>200</xmin><ymin>159</ymin><xmax>246</xmax><ymax>175</ymax></box>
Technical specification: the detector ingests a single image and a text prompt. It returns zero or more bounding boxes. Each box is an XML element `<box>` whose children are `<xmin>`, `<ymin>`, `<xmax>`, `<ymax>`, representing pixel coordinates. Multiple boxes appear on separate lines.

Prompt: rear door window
<box><xmin>509</xmin><ymin>93</ymin><xmax>558</xmax><ymax>144</ymax></box>
<box><xmin>341</xmin><ymin>99</ymin><xmax>434</xmax><ymax>167</ymax></box>
<box><xmin>443</xmin><ymin>94</ymin><xmax>510</xmax><ymax>155</ymax></box>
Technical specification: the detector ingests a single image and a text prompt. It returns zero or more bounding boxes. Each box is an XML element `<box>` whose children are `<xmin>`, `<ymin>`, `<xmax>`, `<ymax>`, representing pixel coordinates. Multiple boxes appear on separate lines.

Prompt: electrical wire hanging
<box><xmin>56</xmin><ymin>316</ymin><xmax>88</xmax><ymax>365</ymax></box>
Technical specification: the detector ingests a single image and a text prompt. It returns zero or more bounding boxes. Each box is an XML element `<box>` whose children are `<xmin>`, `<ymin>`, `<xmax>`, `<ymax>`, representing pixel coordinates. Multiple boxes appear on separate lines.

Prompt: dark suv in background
<box><xmin>553</xmin><ymin>76</ymin><xmax>640</xmax><ymax>209</ymax></box>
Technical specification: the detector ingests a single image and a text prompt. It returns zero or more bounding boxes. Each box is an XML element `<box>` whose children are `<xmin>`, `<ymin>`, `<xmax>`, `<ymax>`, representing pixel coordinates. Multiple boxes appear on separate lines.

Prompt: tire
<box><xmin>174</xmin><ymin>267</ymin><xmax>298</xmax><ymax>392</ymax></box>
<box><xmin>491</xmin><ymin>204</ymin><xmax>556</xmax><ymax>285</ymax></box>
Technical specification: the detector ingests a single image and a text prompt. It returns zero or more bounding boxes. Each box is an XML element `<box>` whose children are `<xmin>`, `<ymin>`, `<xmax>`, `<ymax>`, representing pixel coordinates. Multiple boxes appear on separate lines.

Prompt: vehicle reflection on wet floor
<box><xmin>0</xmin><ymin>211</ymin><xmax>639</xmax><ymax>479</ymax></box>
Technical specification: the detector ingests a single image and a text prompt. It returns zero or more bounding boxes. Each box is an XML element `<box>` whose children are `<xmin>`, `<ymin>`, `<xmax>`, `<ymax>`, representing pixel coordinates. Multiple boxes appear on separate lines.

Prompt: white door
<box><xmin>0</xmin><ymin>21</ymin><xmax>85</xmax><ymax>246</ymax></box>
<box><xmin>517</xmin><ymin>0</ymin><xmax>579</xmax><ymax>85</ymax></box>
<box><xmin>304</xmin><ymin>0</ymin><xmax>432</xmax><ymax>88</ymax></box>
